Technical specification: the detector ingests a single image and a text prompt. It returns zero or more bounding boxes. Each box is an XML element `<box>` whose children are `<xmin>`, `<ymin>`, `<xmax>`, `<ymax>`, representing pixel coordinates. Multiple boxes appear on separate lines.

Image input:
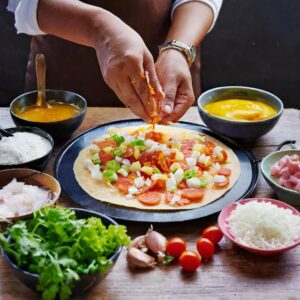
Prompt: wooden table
<box><xmin>0</xmin><ymin>107</ymin><xmax>299</xmax><ymax>300</ymax></box>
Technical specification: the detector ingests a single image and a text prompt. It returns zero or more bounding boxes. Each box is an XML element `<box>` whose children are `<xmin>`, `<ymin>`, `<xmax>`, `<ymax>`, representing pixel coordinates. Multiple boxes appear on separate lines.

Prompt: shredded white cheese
<box><xmin>226</xmin><ymin>200</ymin><xmax>300</xmax><ymax>250</ymax></box>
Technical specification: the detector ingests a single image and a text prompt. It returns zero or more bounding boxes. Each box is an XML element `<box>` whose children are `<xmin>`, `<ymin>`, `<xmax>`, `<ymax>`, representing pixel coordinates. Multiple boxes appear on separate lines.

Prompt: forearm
<box><xmin>166</xmin><ymin>2</ymin><xmax>214</xmax><ymax>46</ymax></box>
<box><xmin>37</xmin><ymin>0</ymin><xmax>115</xmax><ymax>48</ymax></box>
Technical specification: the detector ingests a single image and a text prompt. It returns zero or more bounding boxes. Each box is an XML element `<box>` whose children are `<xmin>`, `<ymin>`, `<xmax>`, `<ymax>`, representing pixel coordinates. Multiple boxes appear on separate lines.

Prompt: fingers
<box><xmin>160</xmin><ymin>76</ymin><xmax>177</xmax><ymax>116</ymax></box>
<box><xmin>113</xmin><ymin>76</ymin><xmax>151</xmax><ymax>122</ymax></box>
<box><xmin>144</xmin><ymin>51</ymin><xmax>164</xmax><ymax>100</ymax></box>
<box><xmin>162</xmin><ymin>79</ymin><xmax>195</xmax><ymax>123</ymax></box>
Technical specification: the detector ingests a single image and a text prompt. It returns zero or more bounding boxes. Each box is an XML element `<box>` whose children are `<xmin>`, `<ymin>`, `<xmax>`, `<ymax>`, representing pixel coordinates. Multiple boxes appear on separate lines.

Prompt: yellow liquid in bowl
<box><xmin>204</xmin><ymin>99</ymin><xmax>277</xmax><ymax>121</ymax></box>
<box><xmin>17</xmin><ymin>102</ymin><xmax>81</xmax><ymax>123</ymax></box>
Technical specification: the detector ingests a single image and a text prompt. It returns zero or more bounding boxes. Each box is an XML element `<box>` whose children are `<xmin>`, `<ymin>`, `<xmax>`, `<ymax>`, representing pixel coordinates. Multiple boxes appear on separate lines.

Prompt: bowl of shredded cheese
<box><xmin>218</xmin><ymin>198</ymin><xmax>300</xmax><ymax>255</ymax></box>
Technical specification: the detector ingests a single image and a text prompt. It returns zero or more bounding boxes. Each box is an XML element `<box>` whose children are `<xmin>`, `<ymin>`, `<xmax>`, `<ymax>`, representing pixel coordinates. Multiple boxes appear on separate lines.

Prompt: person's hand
<box><xmin>155</xmin><ymin>49</ymin><xmax>195</xmax><ymax>123</ymax></box>
<box><xmin>94</xmin><ymin>13</ymin><xmax>164</xmax><ymax>121</ymax></box>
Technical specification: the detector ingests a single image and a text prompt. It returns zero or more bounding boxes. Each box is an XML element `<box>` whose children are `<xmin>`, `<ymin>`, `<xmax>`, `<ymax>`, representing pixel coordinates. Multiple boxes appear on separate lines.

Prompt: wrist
<box><xmin>158</xmin><ymin>48</ymin><xmax>189</xmax><ymax>67</ymax></box>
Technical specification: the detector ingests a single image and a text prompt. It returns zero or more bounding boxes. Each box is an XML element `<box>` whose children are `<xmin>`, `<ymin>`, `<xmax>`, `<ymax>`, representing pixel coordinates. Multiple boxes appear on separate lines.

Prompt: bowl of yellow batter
<box><xmin>10</xmin><ymin>90</ymin><xmax>87</xmax><ymax>141</ymax></box>
<box><xmin>197</xmin><ymin>86</ymin><xmax>283</xmax><ymax>139</ymax></box>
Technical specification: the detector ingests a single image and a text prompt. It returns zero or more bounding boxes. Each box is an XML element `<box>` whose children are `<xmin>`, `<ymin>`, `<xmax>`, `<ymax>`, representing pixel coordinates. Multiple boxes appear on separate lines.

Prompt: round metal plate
<box><xmin>54</xmin><ymin>120</ymin><xmax>258</xmax><ymax>223</ymax></box>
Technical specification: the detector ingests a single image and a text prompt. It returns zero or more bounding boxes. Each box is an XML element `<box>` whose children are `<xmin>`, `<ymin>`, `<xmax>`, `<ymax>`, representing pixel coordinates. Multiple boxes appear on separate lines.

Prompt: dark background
<box><xmin>0</xmin><ymin>0</ymin><xmax>299</xmax><ymax>108</ymax></box>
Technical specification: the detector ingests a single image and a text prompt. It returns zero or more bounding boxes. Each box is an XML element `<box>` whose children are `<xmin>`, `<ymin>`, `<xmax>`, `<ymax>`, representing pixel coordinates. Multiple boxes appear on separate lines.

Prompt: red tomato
<box><xmin>139</xmin><ymin>151</ymin><xmax>152</xmax><ymax>165</ymax></box>
<box><xmin>93</xmin><ymin>140</ymin><xmax>117</xmax><ymax>149</ymax></box>
<box><xmin>99</xmin><ymin>150</ymin><xmax>114</xmax><ymax>166</ymax></box>
<box><xmin>113</xmin><ymin>177</ymin><xmax>133</xmax><ymax>194</ymax></box>
<box><xmin>179</xmin><ymin>250</ymin><xmax>201</xmax><ymax>272</ymax></box>
<box><xmin>166</xmin><ymin>237</ymin><xmax>187</xmax><ymax>257</ymax></box>
<box><xmin>202</xmin><ymin>226</ymin><xmax>223</xmax><ymax>245</ymax></box>
<box><xmin>122</xmin><ymin>146</ymin><xmax>134</xmax><ymax>159</ymax></box>
<box><xmin>196</xmin><ymin>238</ymin><xmax>215</xmax><ymax>260</ymax></box>
<box><xmin>150</xmin><ymin>179</ymin><xmax>166</xmax><ymax>191</ymax></box>
<box><xmin>181</xmin><ymin>188</ymin><xmax>204</xmax><ymax>201</ymax></box>
<box><xmin>137</xmin><ymin>191</ymin><xmax>161</xmax><ymax>206</ymax></box>
<box><xmin>218</xmin><ymin>167</ymin><xmax>231</xmax><ymax>176</ymax></box>
<box><xmin>145</xmin><ymin>131</ymin><xmax>164</xmax><ymax>143</ymax></box>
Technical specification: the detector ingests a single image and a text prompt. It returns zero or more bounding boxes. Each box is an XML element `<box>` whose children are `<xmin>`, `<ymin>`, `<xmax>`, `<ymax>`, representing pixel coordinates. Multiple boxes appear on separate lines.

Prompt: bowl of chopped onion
<box><xmin>0</xmin><ymin>168</ymin><xmax>61</xmax><ymax>221</ymax></box>
<box><xmin>218</xmin><ymin>198</ymin><xmax>300</xmax><ymax>255</ymax></box>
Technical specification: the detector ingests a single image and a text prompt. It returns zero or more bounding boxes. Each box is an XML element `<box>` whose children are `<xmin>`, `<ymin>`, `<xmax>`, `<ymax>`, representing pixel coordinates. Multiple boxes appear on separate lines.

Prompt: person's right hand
<box><xmin>94</xmin><ymin>12</ymin><xmax>164</xmax><ymax>122</ymax></box>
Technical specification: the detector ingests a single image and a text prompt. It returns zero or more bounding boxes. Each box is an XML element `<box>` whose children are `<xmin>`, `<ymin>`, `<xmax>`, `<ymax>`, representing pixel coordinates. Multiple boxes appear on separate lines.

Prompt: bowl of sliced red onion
<box><xmin>0</xmin><ymin>168</ymin><xmax>61</xmax><ymax>221</ymax></box>
<box><xmin>261</xmin><ymin>149</ymin><xmax>300</xmax><ymax>206</ymax></box>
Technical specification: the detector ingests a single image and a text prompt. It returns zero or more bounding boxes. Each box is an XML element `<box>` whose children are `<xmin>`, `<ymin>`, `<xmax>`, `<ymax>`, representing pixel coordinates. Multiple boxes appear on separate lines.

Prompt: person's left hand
<box><xmin>155</xmin><ymin>49</ymin><xmax>195</xmax><ymax>123</ymax></box>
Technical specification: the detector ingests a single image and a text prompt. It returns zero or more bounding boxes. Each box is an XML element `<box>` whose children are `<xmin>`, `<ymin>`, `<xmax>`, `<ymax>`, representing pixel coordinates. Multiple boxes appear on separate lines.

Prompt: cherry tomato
<box><xmin>166</xmin><ymin>237</ymin><xmax>187</xmax><ymax>257</ymax></box>
<box><xmin>196</xmin><ymin>238</ymin><xmax>215</xmax><ymax>260</ymax></box>
<box><xmin>99</xmin><ymin>150</ymin><xmax>114</xmax><ymax>166</ymax></box>
<box><xmin>137</xmin><ymin>191</ymin><xmax>161</xmax><ymax>206</ymax></box>
<box><xmin>202</xmin><ymin>226</ymin><xmax>223</xmax><ymax>244</ymax></box>
<box><xmin>179</xmin><ymin>250</ymin><xmax>201</xmax><ymax>272</ymax></box>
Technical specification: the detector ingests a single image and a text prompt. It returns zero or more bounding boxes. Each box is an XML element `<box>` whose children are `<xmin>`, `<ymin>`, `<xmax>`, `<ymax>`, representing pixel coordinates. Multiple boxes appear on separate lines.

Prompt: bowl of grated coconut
<box><xmin>218</xmin><ymin>198</ymin><xmax>300</xmax><ymax>255</ymax></box>
<box><xmin>0</xmin><ymin>126</ymin><xmax>54</xmax><ymax>170</ymax></box>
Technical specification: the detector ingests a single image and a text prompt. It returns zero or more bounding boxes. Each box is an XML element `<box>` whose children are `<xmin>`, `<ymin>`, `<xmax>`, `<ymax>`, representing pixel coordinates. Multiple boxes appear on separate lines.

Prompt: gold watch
<box><xmin>158</xmin><ymin>40</ymin><xmax>196</xmax><ymax>67</ymax></box>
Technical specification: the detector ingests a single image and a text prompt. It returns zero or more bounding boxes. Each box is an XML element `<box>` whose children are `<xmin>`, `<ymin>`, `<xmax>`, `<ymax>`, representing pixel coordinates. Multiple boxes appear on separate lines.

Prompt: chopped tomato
<box><xmin>93</xmin><ymin>140</ymin><xmax>117</xmax><ymax>149</ymax></box>
<box><xmin>218</xmin><ymin>167</ymin><xmax>231</xmax><ymax>176</ymax></box>
<box><xmin>196</xmin><ymin>238</ymin><xmax>215</xmax><ymax>260</ymax></box>
<box><xmin>166</xmin><ymin>237</ymin><xmax>187</xmax><ymax>257</ymax></box>
<box><xmin>202</xmin><ymin>226</ymin><xmax>223</xmax><ymax>244</ymax></box>
<box><xmin>137</xmin><ymin>191</ymin><xmax>162</xmax><ymax>206</ymax></box>
<box><xmin>122</xmin><ymin>146</ymin><xmax>134</xmax><ymax>159</ymax></box>
<box><xmin>99</xmin><ymin>150</ymin><xmax>114</xmax><ymax>166</ymax></box>
<box><xmin>204</xmin><ymin>140</ymin><xmax>215</xmax><ymax>155</ymax></box>
<box><xmin>145</xmin><ymin>131</ymin><xmax>164</xmax><ymax>143</ymax></box>
<box><xmin>113</xmin><ymin>177</ymin><xmax>133</xmax><ymax>194</ymax></box>
<box><xmin>150</xmin><ymin>179</ymin><xmax>166</xmax><ymax>191</ymax></box>
<box><xmin>177</xmin><ymin>180</ymin><xmax>188</xmax><ymax>189</ymax></box>
<box><xmin>214</xmin><ymin>177</ymin><xmax>229</xmax><ymax>188</ymax></box>
<box><xmin>140</xmin><ymin>151</ymin><xmax>152</xmax><ymax>165</ymax></box>
<box><xmin>181</xmin><ymin>188</ymin><xmax>204</xmax><ymax>201</ymax></box>
<box><xmin>151</xmin><ymin>151</ymin><xmax>169</xmax><ymax>172</ymax></box>
<box><xmin>179</xmin><ymin>250</ymin><xmax>201</xmax><ymax>272</ymax></box>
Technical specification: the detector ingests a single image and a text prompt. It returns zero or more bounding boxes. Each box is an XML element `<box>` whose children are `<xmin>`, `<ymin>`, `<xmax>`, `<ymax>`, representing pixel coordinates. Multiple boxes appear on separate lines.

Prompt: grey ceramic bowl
<box><xmin>0</xmin><ymin>126</ymin><xmax>54</xmax><ymax>170</ymax></box>
<box><xmin>10</xmin><ymin>89</ymin><xmax>87</xmax><ymax>141</ymax></box>
<box><xmin>261</xmin><ymin>149</ymin><xmax>300</xmax><ymax>206</ymax></box>
<box><xmin>197</xmin><ymin>86</ymin><xmax>283</xmax><ymax>139</ymax></box>
<box><xmin>2</xmin><ymin>208</ymin><xmax>122</xmax><ymax>297</ymax></box>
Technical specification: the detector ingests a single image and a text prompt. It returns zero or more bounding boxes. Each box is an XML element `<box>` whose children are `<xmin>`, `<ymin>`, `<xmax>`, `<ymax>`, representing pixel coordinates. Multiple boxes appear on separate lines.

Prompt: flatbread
<box><xmin>73</xmin><ymin>125</ymin><xmax>240</xmax><ymax>210</ymax></box>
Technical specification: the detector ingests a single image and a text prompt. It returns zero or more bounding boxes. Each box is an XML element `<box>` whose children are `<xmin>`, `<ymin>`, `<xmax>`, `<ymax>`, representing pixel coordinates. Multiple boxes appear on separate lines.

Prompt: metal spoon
<box><xmin>35</xmin><ymin>53</ymin><xmax>48</xmax><ymax>108</ymax></box>
<box><xmin>0</xmin><ymin>125</ymin><xmax>13</xmax><ymax>138</ymax></box>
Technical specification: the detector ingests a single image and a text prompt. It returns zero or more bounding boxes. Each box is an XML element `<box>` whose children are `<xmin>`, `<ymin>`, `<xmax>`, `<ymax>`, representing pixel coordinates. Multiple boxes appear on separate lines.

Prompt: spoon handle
<box><xmin>0</xmin><ymin>125</ymin><xmax>13</xmax><ymax>137</ymax></box>
<box><xmin>36</xmin><ymin>53</ymin><xmax>47</xmax><ymax>109</ymax></box>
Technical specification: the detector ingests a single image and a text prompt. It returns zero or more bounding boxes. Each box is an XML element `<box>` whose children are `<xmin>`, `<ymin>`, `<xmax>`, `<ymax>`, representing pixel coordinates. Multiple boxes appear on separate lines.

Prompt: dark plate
<box><xmin>54</xmin><ymin>120</ymin><xmax>258</xmax><ymax>223</ymax></box>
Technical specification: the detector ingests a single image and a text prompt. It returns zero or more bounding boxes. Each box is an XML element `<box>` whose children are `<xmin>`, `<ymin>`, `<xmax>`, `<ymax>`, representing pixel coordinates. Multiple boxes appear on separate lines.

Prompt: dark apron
<box><xmin>25</xmin><ymin>0</ymin><xmax>201</xmax><ymax>106</ymax></box>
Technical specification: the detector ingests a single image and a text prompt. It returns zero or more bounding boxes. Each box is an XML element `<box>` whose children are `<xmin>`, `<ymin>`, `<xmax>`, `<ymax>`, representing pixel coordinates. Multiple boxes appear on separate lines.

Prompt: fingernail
<box><xmin>164</xmin><ymin>104</ymin><xmax>172</xmax><ymax>114</ymax></box>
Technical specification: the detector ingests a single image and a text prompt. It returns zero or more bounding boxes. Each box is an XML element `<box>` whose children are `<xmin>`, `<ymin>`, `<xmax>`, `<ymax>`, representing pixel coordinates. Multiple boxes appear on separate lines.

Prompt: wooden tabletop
<box><xmin>0</xmin><ymin>107</ymin><xmax>299</xmax><ymax>300</ymax></box>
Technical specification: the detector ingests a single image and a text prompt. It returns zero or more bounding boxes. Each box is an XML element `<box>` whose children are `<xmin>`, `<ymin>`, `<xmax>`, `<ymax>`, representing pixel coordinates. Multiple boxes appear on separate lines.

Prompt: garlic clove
<box><xmin>126</xmin><ymin>247</ymin><xmax>156</xmax><ymax>269</ymax></box>
<box><xmin>145</xmin><ymin>227</ymin><xmax>167</xmax><ymax>256</ymax></box>
<box><xmin>130</xmin><ymin>235</ymin><xmax>146</xmax><ymax>249</ymax></box>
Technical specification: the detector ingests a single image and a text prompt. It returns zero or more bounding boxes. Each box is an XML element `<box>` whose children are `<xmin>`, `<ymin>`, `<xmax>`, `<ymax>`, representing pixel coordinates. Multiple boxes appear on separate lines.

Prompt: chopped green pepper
<box><xmin>183</xmin><ymin>169</ymin><xmax>196</xmax><ymax>179</ymax></box>
<box><xmin>103</xmin><ymin>170</ymin><xmax>118</xmax><ymax>182</ymax></box>
<box><xmin>111</xmin><ymin>147</ymin><xmax>125</xmax><ymax>157</ymax></box>
<box><xmin>130</xmin><ymin>139</ymin><xmax>145</xmax><ymax>146</ymax></box>
<box><xmin>111</xmin><ymin>134</ymin><xmax>125</xmax><ymax>146</ymax></box>
<box><xmin>91</xmin><ymin>156</ymin><xmax>101</xmax><ymax>165</ymax></box>
<box><xmin>105</xmin><ymin>160</ymin><xmax>121</xmax><ymax>172</ymax></box>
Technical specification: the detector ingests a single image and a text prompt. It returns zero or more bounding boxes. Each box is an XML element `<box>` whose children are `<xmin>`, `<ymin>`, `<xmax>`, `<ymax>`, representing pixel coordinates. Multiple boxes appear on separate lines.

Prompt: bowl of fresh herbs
<box><xmin>0</xmin><ymin>206</ymin><xmax>131</xmax><ymax>300</ymax></box>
